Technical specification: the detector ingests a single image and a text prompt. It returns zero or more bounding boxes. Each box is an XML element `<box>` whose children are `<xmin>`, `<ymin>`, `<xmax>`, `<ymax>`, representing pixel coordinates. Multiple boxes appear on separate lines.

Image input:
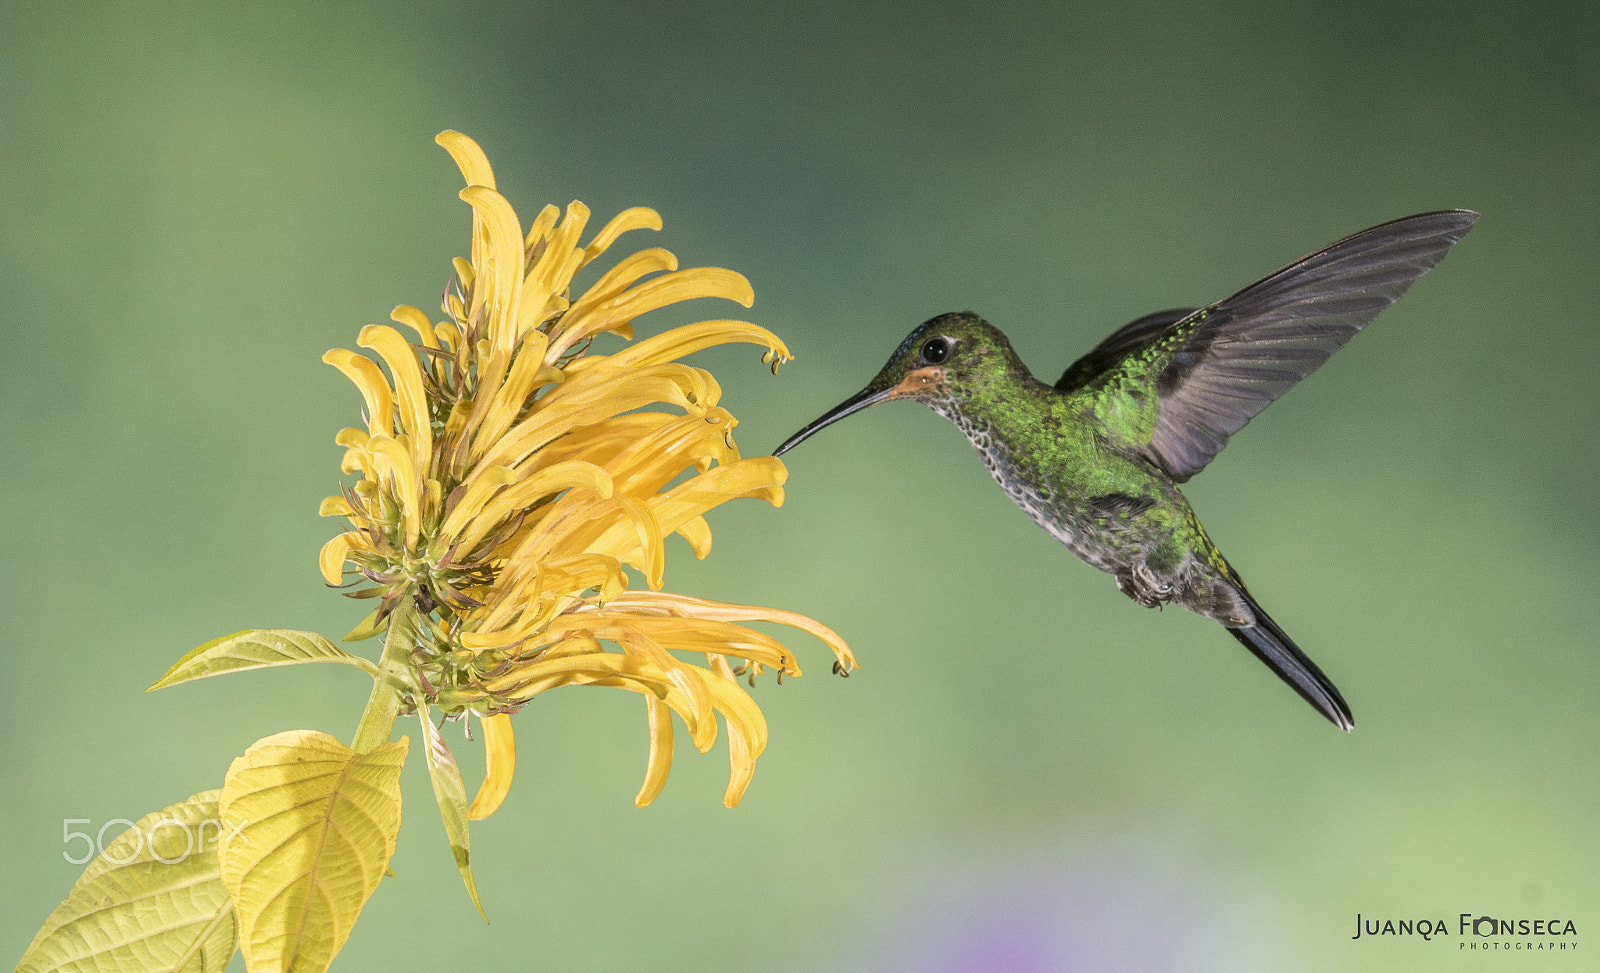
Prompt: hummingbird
<box><xmin>773</xmin><ymin>210</ymin><xmax>1478</xmax><ymax>731</ymax></box>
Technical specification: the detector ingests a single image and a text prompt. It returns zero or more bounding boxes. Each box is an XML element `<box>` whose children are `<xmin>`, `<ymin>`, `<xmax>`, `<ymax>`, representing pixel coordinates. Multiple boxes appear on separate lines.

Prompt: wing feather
<box><xmin>1066</xmin><ymin>210</ymin><xmax>1477</xmax><ymax>481</ymax></box>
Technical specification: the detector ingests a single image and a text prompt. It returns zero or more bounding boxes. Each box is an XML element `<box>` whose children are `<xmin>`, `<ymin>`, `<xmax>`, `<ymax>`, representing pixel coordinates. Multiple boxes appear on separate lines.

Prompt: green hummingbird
<box><xmin>773</xmin><ymin>211</ymin><xmax>1478</xmax><ymax>730</ymax></box>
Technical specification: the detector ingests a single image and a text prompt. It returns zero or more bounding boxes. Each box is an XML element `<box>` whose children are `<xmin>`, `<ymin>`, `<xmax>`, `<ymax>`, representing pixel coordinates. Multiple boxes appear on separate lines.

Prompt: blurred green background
<box><xmin>3</xmin><ymin>1</ymin><xmax>1596</xmax><ymax>970</ymax></box>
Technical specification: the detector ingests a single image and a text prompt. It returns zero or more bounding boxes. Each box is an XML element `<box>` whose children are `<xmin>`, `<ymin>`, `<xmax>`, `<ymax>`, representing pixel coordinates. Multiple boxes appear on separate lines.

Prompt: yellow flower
<box><xmin>320</xmin><ymin>131</ymin><xmax>854</xmax><ymax>815</ymax></box>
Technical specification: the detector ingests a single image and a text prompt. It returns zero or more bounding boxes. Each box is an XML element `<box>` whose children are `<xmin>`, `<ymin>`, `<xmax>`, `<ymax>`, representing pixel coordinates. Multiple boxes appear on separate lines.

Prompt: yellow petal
<box><xmin>358</xmin><ymin>324</ymin><xmax>434</xmax><ymax>485</ymax></box>
<box><xmin>323</xmin><ymin>348</ymin><xmax>395</xmax><ymax>436</ymax></box>
<box><xmin>605</xmin><ymin>590</ymin><xmax>857</xmax><ymax>671</ymax></box>
<box><xmin>365</xmin><ymin>434</ymin><xmax>422</xmax><ymax>547</ymax></box>
<box><xmin>538</xmin><ymin>360</ymin><xmax>714</xmax><ymax>417</ymax></box>
<box><xmin>541</xmin><ymin>617</ymin><xmax>715</xmax><ymax>749</ymax></box>
<box><xmin>522</xmin><ymin>493</ymin><xmax>666</xmax><ymax>591</ymax></box>
<box><xmin>566</xmin><ymin>612</ymin><xmax>797</xmax><ymax>673</ymax></box>
<box><xmin>605</xmin><ymin>319</ymin><xmax>791</xmax><ymax>371</ymax></box>
<box><xmin>390</xmin><ymin>304</ymin><xmax>439</xmax><ymax>349</ymax></box>
<box><xmin>535</xmin><ymin>553</ymin><xmax>627</xmax><ymax>604</ymax></box>
<box><xmin>547</xmin><ymin>267</ymin><xmax>754</xmax><ymax>363</ymax></box>
<box><xmin>566</xmin><ymin>247</ymin><xmax>678</xmax><ymax>322</ymax></box>
<box><xmin>581</xmin><ymin>207</ymin><xmax>662</xmax><ymax>268</ymax></box>
<box><xmin>318</xmin><ymin>531</ymin><xmax>370</xmax><ymax>584</ymax></box>
<box><xmin>647</xmin><ymin>456</ymin><xmax>787</xmax><ymax>537</ymax></box>
<box><xmin>436</xmin><ymin>465</ymin><xmax>517</xmax><ymax>551</ymax></box>
<box><xmin>471</xmin><ymin>329</ymin><xmax>552</xmax><ymax>454</ymax></box>
<box><xmin>340</xmin><ymin>442</ymin><xmax>372</xmax><ymax>477</ymax></box>
<box><xmin>319</xmin><ymin>495</ymin><xmax>354</xmax><ymax>518</ymax></box>
<box><xmin>532</xmin><ymin>412</ymin><xmax>680</xmax><ymax>469</ymax></box>
<box><xmin>457</xmin><ymin>344</ymin><xmax>513</xmax><ymax>468</ymax></box>
<box><xmin>435</xmin><ymin>321</ymin><xmax>462</xmax><ymax>354</ymax></box>
<box><xmin>467</xmin><ymin>713</ymin><xmax>515</xmax><ymax>819</ymax></box>
<box><xmin>616</xmin><ymin>495</ymin><xmax>667</xmax><ymax>588</ymax></box>
<box><xmin>635</xmin><ymin>695</ymin><xmax>674</xmax><ymax>807</ymax></box>
<box><xmin>474</xmin><ymin>370</ymin><xmax>706</xmax><ymax>476</ymax></box>
<box><xmin>606</xmin><ymin>411</ymin><xmax>740</xmax><ymax>498</ymax></box>
<box><xmin>480</xmin><ymin>649</ymin><xmax>671</xmax><ymax>700</ymax></box>
<box><xmin>437</xmin><ymin>130</ymin><xmax>498</xmax><ymax>284</ymax></box>
<box><xmin>703</xmin><ymin>670</ymin><xmax>768</xmax><ymax>807</ymax></box>
<box><xmin>451</xmin><ymin>256</ymin><xmax>475</xmax><ymax>294</ymax></box>
<box><xmin>436</xmin><ymin>130</ymin><xmax>496</xmax><ymax>190</ymax></box>
<box><xmin>487</xmin><ymin>491</ymin><xmax>607</xmax><ymax>579</ymax></box>
<box><xmin>520</xmin><ymin>202</ymin><xmax>588</xmax><ymax>336</ymax></box>
<box><xmin>676</xmin><ymin>514</ymin><xmax>713</xmax><ymax>558</ymax></box>
<box><xmin>456</xmin><ymin>460</ymin><xmax>615</xmax><ymax>556</ymax></box>
<box><xmin>523</xmin><ymin>203</ymin><xmax>561</xmax><ymax>250</ymax></box>
<box><xmin>459</xmin><ymin>185</ymin><xmax>526</xmax><ymax>352</ymax></box>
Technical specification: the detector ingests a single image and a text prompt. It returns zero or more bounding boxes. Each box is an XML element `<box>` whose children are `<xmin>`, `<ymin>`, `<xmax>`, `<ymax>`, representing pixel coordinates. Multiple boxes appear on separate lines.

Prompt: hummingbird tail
<box><xmin>1226</xmin><ymin>589</ymin><xmax>1354</xmax><ymax>731</ymax></box>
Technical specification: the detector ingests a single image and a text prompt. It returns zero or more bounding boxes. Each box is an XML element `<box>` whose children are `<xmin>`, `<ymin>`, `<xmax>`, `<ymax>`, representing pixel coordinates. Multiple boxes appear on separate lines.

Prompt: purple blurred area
<box><xmin>842</xmin><ymin>841</ymin><xmax>1304</xmax><ymax>972</ymax></box>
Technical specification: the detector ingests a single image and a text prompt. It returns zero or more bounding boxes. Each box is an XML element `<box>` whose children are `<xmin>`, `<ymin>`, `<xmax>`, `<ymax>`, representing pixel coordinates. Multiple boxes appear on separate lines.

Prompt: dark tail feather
<box><xmin>1227</xmin><ymin>588</ymin><xmax>1354</xmax><ymax>731</ymax></box>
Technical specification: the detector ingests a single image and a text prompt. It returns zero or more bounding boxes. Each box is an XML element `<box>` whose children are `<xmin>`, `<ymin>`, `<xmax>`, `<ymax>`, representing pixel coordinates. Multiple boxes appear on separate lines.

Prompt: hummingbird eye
<box><xmin>920</xmin><ymin>336</ymin><xmax>952</xmax><ymax>364</ymax></box>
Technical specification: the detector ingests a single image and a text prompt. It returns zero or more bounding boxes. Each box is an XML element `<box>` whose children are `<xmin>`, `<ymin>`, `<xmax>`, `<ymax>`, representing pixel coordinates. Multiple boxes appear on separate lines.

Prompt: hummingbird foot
<box><xmin>1116</xmin><ymin>566</ymin><xmax>1175</xmax><ymax>609</ymax></box>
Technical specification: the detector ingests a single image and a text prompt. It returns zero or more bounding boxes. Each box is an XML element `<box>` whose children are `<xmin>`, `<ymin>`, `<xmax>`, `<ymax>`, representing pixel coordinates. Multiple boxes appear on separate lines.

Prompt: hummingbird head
<box><xmin>773</xmin><ymin>311</ymin><xmax>1022</xmax><ymax>456</ymax></box>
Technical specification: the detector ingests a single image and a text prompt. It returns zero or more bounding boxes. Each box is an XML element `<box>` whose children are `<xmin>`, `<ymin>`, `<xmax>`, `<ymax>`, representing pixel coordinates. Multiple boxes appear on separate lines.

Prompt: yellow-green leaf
<box><xmin>16</xmin><ymin>790</ymin><xmax>237</xmax><ymax>973</ymax></box>
<box><xmin>417</xmin><ymin>703</ymin><xmax>487</xmax><ymax>922</ymax></box>
<box><xmin>149</xmin><ymin>630</ymin><xmax>379</xmax><ymax>691</ymax></box>
<box><xmin>342</xmin><ymin>611</ymin><xmax>387</xmax><ymax>643</ymax></box>
<box><xmin>218</xmin><ymin>731</ymin><xmax>407</xmax><ymax>973</ymax></box>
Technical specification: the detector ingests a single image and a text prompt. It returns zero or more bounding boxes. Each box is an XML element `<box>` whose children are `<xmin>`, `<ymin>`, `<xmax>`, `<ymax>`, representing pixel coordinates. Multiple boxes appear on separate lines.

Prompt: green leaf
<box><xmin>417</xmin><ymin>702</ymin><xmax>487</xmax><ymax>922</ymax></box>
<box><xmin>219</xmin><ymin>730</ymin><xmax>407</xmax><ymax>973</ymax></box>
<box><xmin>16</xmin><ymin>790</ymin><xmax>237</xmax><ymax>973</ymax></box>
<box><xmin>149</xmin><ymin>630</ymin><xmax>379</xmax><ymax>691</ymax></box>
<box><xmin>342</xmin><ymin>610</ymin><xmax>387</xmax><ymax>643</ymax></box>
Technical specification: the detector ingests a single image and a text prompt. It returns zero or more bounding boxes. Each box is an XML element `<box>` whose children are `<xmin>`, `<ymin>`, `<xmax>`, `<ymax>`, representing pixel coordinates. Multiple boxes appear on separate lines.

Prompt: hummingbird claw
<box><xmin>1117</xmin><ymin>567</ymin><xmax>1173</xmax><ymax>609</ymax></box>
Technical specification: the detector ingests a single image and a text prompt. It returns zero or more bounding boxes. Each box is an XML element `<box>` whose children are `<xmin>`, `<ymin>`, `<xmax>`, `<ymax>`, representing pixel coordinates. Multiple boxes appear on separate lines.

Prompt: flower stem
<box><xmin>352</xmin><ymin>598</ymin><xmax>419</xmax><ymax>752</ymax></box>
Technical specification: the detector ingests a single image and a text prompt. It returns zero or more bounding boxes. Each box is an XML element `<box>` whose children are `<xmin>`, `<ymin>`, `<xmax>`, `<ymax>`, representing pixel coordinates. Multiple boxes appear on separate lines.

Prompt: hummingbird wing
<box><xmin>1060</xmin><ymin>210</ymin><xmax>1478</xmax><ymax>482</ymax></box>
<box><xmin>1053</xmin><ymin>308</ymin><xmax>1196</xmax><ymax>391</ymax></box>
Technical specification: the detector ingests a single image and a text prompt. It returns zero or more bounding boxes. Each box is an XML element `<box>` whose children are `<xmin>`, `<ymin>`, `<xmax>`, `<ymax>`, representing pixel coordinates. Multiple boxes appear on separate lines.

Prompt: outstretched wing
<box><xmin>1061</xmin><ymin>210</ymin><xmax>1478</xmax><ymax>482</ymax></box>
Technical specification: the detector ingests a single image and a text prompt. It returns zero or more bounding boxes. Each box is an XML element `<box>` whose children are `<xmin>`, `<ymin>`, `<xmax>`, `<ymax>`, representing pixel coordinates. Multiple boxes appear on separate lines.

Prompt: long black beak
<box><xmin>772</xmin><ymin>384</ymin><xmax>896</xmax><ymax>457</ymax></box>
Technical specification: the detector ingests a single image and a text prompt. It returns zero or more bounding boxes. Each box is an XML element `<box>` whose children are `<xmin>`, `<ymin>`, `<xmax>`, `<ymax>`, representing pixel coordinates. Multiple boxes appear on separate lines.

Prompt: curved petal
<box><xmin>582</xmin><ymin>207</ymin><xmax>662</xmax><ymax>268</ymax></box>
<box><xmin>457</xmin><ymin>460</ymin><xmax>615</xmax><ymax>556</ymax></box>
<box><xmin>548</xmin><ymin>267</ymin><xmax>754</xmax><ymax>363</ymax></box>
<box><xmin>602</xmin><ymin>590</ymin><xmax>856</xmax><ymax>671</ymax></box>
<box><xmin>539</xmin><ymin>618</ymin><xmax>715</xmax><ymax>749</ymax></box>
<box><xmin>436</xmin><ymin>130</ymin><xmax>497</xmax><ymax>190</ymax></box>
<box><xmin>323</xmin><ymin>349</ymin><xmax>395</xmax><ymax>437</ymax></box>
<box><xmin>605</xmin><ymin>320</ymin><xmax>791</xmax><ymax>370</ymax></box>
<box><xmin>562</xmin><ymin>612</ymin><xmax>797</xmax><ymax>673</ymax></box>
<box><xmin>318</xmin><ymin>495</ymin><xmax>354</xmax><ymax>518</ymax></box>
<box><xmin>459</xmin><ymin>185</ymin><xmax>526</xmax><ymax>352</ymax></box>
<box><xmin>359</xmin><ymin>324</ymin><xmax>434</xmax><ymax>481</ymax></box>
<box><xmin>567</xmin><ymin>248</ymin><xmax>678</xmax><ymax>321</ymax></box>
<box><xmin>436</xmin><ymin>465</ymin><xmax>517</xmax><ymax>551</ymax></box>
<box><xmin>703</xmin><ymin>669</ymin><xmax>767</xmax><ymax>807</ymax></box>
<box><xmin>647</xmin><ymin>456</ymin><xmax>788</xmax><ymax>535</ymax></box>
<box><xmin>675</xmin><ymin>514</ymin><xmax>713</xmax><ymax>558</ymax></box>
<box><xmin>635</xmin><ymin>695</ymin><xmax>674</xmax><ymax>807</ymax></box>
<box><xmin>606</xmin><ymin>411</ymin><xmax>740</xmax><ymax>498</ymax></box>
<box><xmin>318</xmin><ymin>531</ymin><xmax>371</xmax><ymax>585</ymax></box>
<box><xmin>523</xmin><ymin>203</ymin><xmax>561</xmax><ymax>251</ymax></box>
<box><xmin>472</xmin><ymin>331</ymin><xmax>553</xmax><ymax>454</ymax></box>
<box><xmin>467</xmin><ymin>713</ymin><xmax>515</xmax><ymax>820</ymax></box>
<box><xmin>365</xmin><ymin>434</ymin><xmax>422</xmax><ymax>549</ymax></box>
<box><xmin>436</xmin><ymin>130</ymin><xmax>498</xmax><ymax>279</ymax></box>
<box><xmin>390</xmin><ymin>304</ymin><xmax>439</xmax><ymax>349</ymax></box>
<box><xmin>480</xmin><ymin>648</ymin><xmax>670</xmax><ymax>700</ymax></box>
<box><xmin>526</xmin><ymin>201</ymin><xmax>588</xmax><ymax>293</ymax></box>
<box><xmin>473</xmin><ymin>367</ymin><xmax>710</xmax><ymax>475</ymax></box>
